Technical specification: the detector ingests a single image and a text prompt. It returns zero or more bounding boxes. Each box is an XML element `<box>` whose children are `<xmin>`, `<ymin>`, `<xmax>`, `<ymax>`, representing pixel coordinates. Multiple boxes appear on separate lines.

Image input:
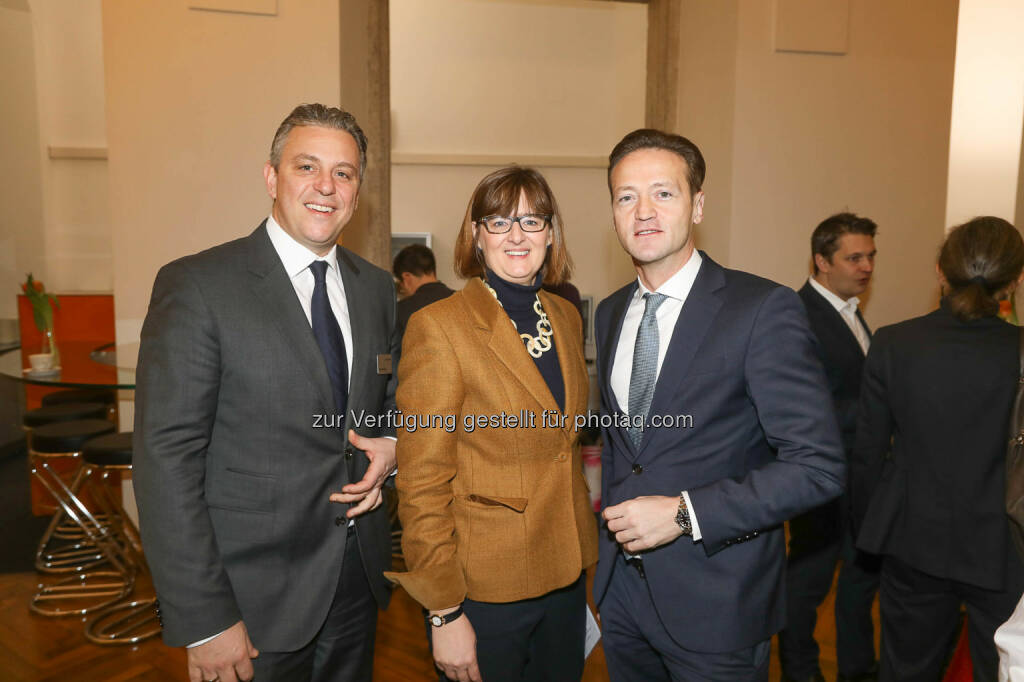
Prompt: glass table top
<box><xmin>0</xmin><ymin>340</ymin><xmax>137</xmax><ymax>389</ymax></box>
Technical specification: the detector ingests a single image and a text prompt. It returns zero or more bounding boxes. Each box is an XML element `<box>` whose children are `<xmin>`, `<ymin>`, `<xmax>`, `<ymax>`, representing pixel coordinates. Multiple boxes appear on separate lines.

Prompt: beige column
<box><xmin>338</xmin><ymin>0</ymin><xmax>391</xmax><ymax>269</ymax></box>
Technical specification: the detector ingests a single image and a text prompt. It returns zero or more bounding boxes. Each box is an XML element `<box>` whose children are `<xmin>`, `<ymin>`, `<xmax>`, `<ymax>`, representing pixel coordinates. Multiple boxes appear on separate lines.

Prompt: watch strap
<box><xmin>429</xmin><ymin>605</ymin><xmax>464</xmax><ymax>627</ymax></box>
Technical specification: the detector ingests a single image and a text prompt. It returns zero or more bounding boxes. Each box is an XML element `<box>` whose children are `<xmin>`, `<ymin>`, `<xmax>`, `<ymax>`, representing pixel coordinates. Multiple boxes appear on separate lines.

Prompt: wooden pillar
<box><xmin>645</xmin><ymin>0</ymin><xmax>681</xmax><ymax>131</ymax></box>
<box><xmin>338</xmin><ymin>0</ymin><xmax>391</xmax><ymax>269</ymax></box>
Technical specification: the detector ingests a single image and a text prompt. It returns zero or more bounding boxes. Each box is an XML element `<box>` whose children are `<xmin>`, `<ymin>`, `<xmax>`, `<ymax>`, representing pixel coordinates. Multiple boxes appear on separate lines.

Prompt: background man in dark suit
<box><xmin>593</xmin><ymin>128</ymin><xmax>846</xmax><ymax>682</ymax></box>
<box><xmin>779</xmin><ymin>213</ymin><xmax>881</xmax><ymax>682</ymax></box>
<box><xmin>134</xmin><ymin>104</ymin><xmax>398</xmax><ymax>682</ymax></box>
<box><xmin>392</xmin><ymin>244</ymin><xmax>454</xmax><ymax>339</ymax></box>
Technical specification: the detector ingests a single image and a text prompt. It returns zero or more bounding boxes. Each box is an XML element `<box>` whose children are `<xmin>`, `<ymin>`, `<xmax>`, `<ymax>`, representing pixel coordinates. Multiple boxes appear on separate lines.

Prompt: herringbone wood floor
<box><xmin>0</xmin><ymin>567</ymin><xmax>871</xmax><ymax>681</ymax></box>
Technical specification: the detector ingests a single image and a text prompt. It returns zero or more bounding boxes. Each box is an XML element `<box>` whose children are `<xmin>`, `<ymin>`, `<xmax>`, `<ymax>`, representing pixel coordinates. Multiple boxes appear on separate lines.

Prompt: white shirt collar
<box><xmin>636</xmin><ymin>250</ymin><xmax>703</xmax><ymax>301</ymax></box>
<box><xmin>265</xmin><ymin>214</ymin><xmax>338</xmax><ymax>278</ymax></box>
<box><xmin>808</xmin><ymin>275</ymin><xmax>859</xmax><ymax>315</ymax></box>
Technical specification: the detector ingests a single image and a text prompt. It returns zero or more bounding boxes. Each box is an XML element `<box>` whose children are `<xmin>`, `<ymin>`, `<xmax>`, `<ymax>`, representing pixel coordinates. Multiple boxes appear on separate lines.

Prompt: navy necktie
<box><xmin>309</xmin><ymin>260</ymin><xmax>349</xmax><ymax>423</ymax></box>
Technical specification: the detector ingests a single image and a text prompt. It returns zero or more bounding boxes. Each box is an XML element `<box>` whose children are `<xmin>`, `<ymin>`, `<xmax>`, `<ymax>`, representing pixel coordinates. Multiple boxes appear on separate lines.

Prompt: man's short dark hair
<box><xmin>608</xmin><ymin>128</ymin><xmax>706</xmax><ymax>196</ymax></box>
<box><xmin>269</xmin><ymin>103</ymin><xmax>367</xmax><ymax>179</ymax></box>
<box><xmin>811</xmin><ymin>212</ymin><xmax>878</xmax><ymax>273</ymax></box>
<box><xmin>392</xmin><ymin>244</ymin><xmax>437</xmax><ymax>279</ymax></box>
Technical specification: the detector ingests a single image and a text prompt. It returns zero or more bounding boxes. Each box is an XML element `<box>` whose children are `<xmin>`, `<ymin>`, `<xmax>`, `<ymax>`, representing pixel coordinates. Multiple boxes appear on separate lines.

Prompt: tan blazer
<box><xmin>384</xmin><ymin>277</ymin><xmax>598</xmax><ymax>610</ymax></box>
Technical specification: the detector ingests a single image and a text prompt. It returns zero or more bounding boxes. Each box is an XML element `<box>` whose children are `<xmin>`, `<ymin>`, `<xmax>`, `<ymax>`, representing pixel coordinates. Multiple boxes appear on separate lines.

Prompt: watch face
<box><xmin>430</xmin><ymin>615</ymin><xmax>443</xmax><ymax>627</ymax></box>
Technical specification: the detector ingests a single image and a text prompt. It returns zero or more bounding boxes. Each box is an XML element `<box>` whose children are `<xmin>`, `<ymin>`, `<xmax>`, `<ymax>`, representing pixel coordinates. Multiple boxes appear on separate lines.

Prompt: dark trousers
<box><xmin>251</xmin><ymin>529</ymin><xmax>377</xmax><ymax>682</ymax></box>
<box><xmin>601</xmin><ymin>554</ymin><xmax>770</xmax><ymax>682</ymax></box>
<box><xmin>430</xmin><ymin>574</ymin><xmax>587</xmax><ymax>682</ymax></box>
<box><xmin>879</xmin><ymin>556</ymin><xmax>1024</xmax><ymax>682</ymax></box>
<box><xmin>779</xmin><ymin>501</ymin><xmax>880</xmax><ymax>678</ymax></box>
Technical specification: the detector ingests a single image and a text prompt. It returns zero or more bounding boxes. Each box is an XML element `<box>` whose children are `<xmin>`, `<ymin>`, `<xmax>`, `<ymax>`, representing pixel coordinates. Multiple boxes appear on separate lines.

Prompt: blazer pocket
<box><xmin>460</xmin><ymin>494</ymin><xmax>528</xmax><ymax>513</ymax></box>
<box><xmin>207</xmin><ymin>466</ymin><xmax>276</xmax><ymax>513</ymax></box>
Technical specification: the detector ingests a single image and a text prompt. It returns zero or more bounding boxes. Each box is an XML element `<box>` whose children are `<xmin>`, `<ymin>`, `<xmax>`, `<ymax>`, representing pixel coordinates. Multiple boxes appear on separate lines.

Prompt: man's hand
<box><xmin>329</xmin><ymin>430</ymin><xmax>396</xmax><ymax>518</ymax></box>
<box><xmin>602</xmin><ymin>495</ymin><xmax>682</xmax><ymax>553</ymax></box>
<box><xmin>430</xmin><ymin>610</ymin><xmax>482</xmax><ymax>682</ymax></box>
<box><xmin>187</xmin><ymin>620</ymin><xmax>258</xmax><ymax>682</ymax></box>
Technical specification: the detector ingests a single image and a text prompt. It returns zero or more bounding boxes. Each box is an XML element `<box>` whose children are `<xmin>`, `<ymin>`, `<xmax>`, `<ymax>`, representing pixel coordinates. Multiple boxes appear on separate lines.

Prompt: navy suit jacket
<box><xmin>797</xmin><ymin>281</ymin><xmax>871</xmax><ymax>454</ymax></box>
<box><xmin>593</xmin><ymin>253</ymin><xmax>845</xmax><ymax>652</ymax></box>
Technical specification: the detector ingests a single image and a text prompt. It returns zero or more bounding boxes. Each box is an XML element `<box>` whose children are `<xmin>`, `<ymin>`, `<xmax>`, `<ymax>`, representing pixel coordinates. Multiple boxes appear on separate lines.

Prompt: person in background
<box><xmin>853</xmin><ymin>216</ymin><xmax>1024</xmax><ymax>682</ymax></box>
<box><xmin>780</xmin><ymin>212</ymin><xmax>881</xmax><ymax>682</ymax></box>
<box><xmin>386</xmin><ymin>166</ymin><xmax>598</xmax><ymax>682</ymax></box>
<box><xmin>392</xmin><ymin>244</ymin><xmax>454</xmax><ymax>339</ymax></box>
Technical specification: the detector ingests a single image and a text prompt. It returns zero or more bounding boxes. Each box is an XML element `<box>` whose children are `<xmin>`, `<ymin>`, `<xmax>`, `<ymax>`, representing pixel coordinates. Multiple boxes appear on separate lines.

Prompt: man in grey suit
<box><xmin>134</xmin><ymin>104</ymin><xmax>398</xmax><ymax>682</ymax></box>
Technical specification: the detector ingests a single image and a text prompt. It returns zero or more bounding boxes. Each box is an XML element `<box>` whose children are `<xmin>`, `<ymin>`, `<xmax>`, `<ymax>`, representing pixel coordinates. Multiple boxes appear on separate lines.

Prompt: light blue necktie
<box><xmin>628</xmin><ymin>293</ymin><xmax>668</xmax><ymax>448</ymax></box>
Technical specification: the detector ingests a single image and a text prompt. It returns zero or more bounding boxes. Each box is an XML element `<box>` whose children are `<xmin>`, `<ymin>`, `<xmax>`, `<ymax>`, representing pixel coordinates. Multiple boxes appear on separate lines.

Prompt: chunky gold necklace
<box><xmin>483</xmin><ymin>281</ymin><xmax>554</xmax><ymax>358</ymax></box>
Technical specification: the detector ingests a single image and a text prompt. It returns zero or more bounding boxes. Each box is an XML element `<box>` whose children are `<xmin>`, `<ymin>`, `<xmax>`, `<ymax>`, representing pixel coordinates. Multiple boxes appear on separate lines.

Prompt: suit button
<box><xmin>632</xmin><ymin>464</ymin><xmax>643</xmax><ymax>475</ymax></box>
<box><xmin>344</xmin><ymin>447</ymin><xmax>353</xmax><ymax>460</ymax></box>
<box><xmin>335</xmin><ymin>516</ymin><xmax>345</xmax><ymax>526</ymax></box>
<box><xmin>556</xmin><ymin>453</ymin><xmax>567</xmax><ymax>462</ymax></box>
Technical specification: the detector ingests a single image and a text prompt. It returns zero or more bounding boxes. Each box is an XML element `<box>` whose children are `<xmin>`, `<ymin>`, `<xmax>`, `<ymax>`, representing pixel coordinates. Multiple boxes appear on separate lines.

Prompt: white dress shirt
<box><xmin>997</xmin><ymin>593</ymin><xmax>1024</xmax><ymax>681</ymax></box>
<box><xmin>807</xmin><ymin>276</ymin><xmax>870</xmax><ymax>355</ymax></box>
<box><xmin>266</xmin><ymin>215</ymin><xmax>354</xmax><ymax>385</ymax></box>
<box><xmin>610</xmin><ymin>251</ymin><xmax>704</xmax><ymax>541</ymax></box>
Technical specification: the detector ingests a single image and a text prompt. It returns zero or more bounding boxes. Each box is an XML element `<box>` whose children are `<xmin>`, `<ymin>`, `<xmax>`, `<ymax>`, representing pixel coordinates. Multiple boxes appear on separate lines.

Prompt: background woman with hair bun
<box><xmin>852</xmin><ymin>216</ymin><xmax>1024</xmax><ymax>682</ymax></box>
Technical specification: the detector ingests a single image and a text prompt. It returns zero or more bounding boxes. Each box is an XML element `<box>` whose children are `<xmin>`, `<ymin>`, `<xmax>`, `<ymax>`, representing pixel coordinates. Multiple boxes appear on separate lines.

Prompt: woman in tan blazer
<box><xmin>385</xmin><ymin>167</ymin><xmax>598</xmax><ymax>682</ymax></box>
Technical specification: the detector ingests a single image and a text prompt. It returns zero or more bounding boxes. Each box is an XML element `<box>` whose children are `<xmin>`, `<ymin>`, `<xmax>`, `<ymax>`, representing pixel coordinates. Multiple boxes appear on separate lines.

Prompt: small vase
<box><xmin>41</xmin><ymin>327</ymin><xmax>60</xmax><ymax>367</ymax></box>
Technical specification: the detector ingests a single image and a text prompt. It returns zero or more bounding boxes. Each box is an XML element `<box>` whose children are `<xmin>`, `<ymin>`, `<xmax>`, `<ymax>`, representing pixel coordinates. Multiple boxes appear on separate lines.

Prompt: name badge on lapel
<box><xmin>376</xmin><ymin>354</ymin><xmax>393</xmax><ymax>374</ymax></box>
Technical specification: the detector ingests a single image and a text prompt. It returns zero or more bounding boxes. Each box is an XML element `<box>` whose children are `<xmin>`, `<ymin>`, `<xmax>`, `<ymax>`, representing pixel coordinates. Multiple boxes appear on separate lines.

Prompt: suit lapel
<box><xmin>598</xmin><ymin>283</ymin><xmax>636</xmax><ymax>418</ymax></box>
<box><xmin>804</xmin><ymin>283</ymin><xmax>867</xmax><ymax>357</ymax></box>
<box><xmin>336</xmin><ymin>247</ymin><xmax>372</xmax><ymax>420</ymax></box>
<box><xmin>245</xmin><ymin>222</ymin><xmax>335</xmax><ymax>413</ymax></box>
<box><xmin>464</xmin><ymin>278</ymin><xmax>559</xmax><ymax>416</ymax></box>
<box><xmin>540</xmin><ymin>289</ymin><xmax>585</xmax><ymax>435</ymax></box>
<box><xmin>641</xmin><ymin>255</ymin><xmax>725</xmax><ymax>453</ymax></box>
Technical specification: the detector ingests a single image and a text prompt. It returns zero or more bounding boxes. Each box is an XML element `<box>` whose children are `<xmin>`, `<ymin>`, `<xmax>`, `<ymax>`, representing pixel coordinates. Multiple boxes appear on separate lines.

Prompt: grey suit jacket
<box><xmin>134</xmin><ymin>222</ymin><xmax>398</xmax><ymax>650</ymax></box>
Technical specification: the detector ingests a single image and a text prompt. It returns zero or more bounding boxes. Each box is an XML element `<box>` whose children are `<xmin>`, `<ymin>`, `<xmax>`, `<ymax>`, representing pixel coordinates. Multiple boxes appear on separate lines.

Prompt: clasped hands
<box><xmin>328</xmin><ymin>430</ymin><xmax>396</xmax><ymax>517</ymax></box>
<box><xmin>602</xmin><ymin>495</ymin><xmax>683</xmax><ymax>554</ymax></box>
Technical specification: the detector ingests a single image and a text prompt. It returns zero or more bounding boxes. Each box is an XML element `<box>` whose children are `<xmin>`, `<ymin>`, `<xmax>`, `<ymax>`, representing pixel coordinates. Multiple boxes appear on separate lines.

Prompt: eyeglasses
<box><xmin>476</xmin><ymin>214</ymin><xmax>552</xmax><ymax>234</ymax></box>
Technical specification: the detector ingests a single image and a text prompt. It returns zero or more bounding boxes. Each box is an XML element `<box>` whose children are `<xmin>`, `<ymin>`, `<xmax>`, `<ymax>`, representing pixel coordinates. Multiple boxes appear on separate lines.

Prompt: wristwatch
<box><xmin>676</xmin><ymin>492</ymin><xmax>692</xmax><ymax>536</ymax></box>
<box><xmin>429</xmin><ymin>605</ymin><xmax>464</xmax><ymax>628</ymax></box>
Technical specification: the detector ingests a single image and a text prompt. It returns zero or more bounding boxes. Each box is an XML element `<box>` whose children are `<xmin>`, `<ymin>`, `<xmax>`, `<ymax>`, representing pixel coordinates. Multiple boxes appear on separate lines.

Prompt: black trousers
<box><xmin>601</xmin><ymin>554</ymin><xmax>770</xmax><ymax>682</ymax></box>
<box><xmin>430</xmin><ymin>574</ymin><xmax>587</xmax><ymax>682</ymax></box>
<box><xmin>779</xmin><ymin>500</ymin><xmax>880</xmax><ymax>679</ymax></box>
<box><xmin>251</xmin><ymin>528</ymin><xmax>378</xmax><ymax>682</ymax></box>
<box><xmin>879</xmin><ymin>555</ymin><xmax>1024</xmax><ymax>682</ymax></box>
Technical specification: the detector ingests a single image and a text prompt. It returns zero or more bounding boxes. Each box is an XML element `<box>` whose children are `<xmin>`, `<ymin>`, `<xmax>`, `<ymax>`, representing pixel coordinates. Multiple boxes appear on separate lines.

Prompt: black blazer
<box><xmin>395</xmin><ymin>280</ymin><xmax>454</xmax><ymax>340</ymax></box>
<box><xmin>593</xmin><ymin>253</ymin><xmax>845</xmax><ymax>652</ymax></box>
<box><xmin>853</xmin><ymin>300</ymin><xmax>1022</xmax><ymax>590</ymax></box>
<box><xmin>798</xmin><ymin>282</ymin><xmax>870</xmax><ymax>454</ymax></box>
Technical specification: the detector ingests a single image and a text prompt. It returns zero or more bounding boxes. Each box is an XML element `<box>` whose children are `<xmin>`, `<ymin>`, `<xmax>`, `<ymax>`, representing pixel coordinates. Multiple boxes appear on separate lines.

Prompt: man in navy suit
<box><xmin>594</xmin><ymin>128</ymin><xmax>846</xmax><ymax>682</ymax></box>
<box><xmin>779</xmin><ymin>213</ymin><xmax>881</xmax><ymax>682</ymax></box>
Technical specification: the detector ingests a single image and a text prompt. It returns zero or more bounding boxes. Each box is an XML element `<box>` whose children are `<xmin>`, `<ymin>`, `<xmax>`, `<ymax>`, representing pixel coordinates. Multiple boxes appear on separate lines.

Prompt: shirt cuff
<box><xmin>682</xmin><ymin>490</ymin><xmax>702</xmax><ymax>542</ymax></box>
<box><xmin>187</xmin><ymin>628</ymin><xmax>226</xmax><ymax>648</ymax></box>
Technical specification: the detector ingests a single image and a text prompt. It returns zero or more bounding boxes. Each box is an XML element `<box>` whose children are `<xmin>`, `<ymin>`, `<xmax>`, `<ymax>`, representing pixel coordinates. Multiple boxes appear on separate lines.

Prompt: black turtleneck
<box><xmin>485</xmin><ymin>270</ymin><xmax>565</xmax><ymax>413</ymax></box>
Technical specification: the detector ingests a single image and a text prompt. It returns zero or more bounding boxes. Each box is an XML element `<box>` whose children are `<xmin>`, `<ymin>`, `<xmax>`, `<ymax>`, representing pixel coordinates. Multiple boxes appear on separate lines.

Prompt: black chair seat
<box><xmin>24</xmin><ymin>403</ymin><xmax>108</xmax><ymax>428</ymax></box>
<box><xmin>32</xmin><ymin>420</ymin><xmax>116</xmax><ymax>453</ymax></box>
<box><xmin>42</xmin><ymin>389</ymin><xmax>117</xmax><ymax>407</ymax></box>
<box><xmin>83</xmin><ymin>432</ymin><xmax>134</xmax><ymax>467</ymax></box>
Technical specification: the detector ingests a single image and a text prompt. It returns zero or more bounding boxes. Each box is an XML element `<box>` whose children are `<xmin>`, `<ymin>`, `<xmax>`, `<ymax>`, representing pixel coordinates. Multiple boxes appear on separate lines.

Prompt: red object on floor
<box><xmin>943</xmin><ymin>622</ymin><xmax>973</xmax><ymax>681</ymax></box>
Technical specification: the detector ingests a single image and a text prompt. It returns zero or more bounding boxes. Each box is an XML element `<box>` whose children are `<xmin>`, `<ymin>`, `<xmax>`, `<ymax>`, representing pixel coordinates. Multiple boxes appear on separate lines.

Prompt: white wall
<box><xmin>0</xmin><ymin>5</ymin><xmax>45</xmax><ymax>320</ymax></box>
<box><xmin>390</xmin><ymin>0</ymin><xmax>646</xmax><ymax>301</ymax></box>
<box><xmin>722</xmin><ymin>0</ymin><xmax>958</xmax><ymax>329</ymax></box>
<box><xmin>29</xmin><ymin>0</ymin><xmax>112</xmax><ymax>294</ymax></box>
<box><xmin>103</xmin><ymin>0</ymin><xmax>342</xmax><ymax>341</ymax></box>
<box><xmin>944</xmin><ymin>0</ymin><xmax>1024</xmax><ymax>228</ymax></box>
